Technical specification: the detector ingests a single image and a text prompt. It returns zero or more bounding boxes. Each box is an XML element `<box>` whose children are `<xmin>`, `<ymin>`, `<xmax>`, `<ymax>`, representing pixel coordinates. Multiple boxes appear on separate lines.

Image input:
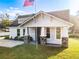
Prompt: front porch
<box><xmin>21</xmin><ymin>27</ymin><xmax>68</xmax><ymax>47</ymax></box>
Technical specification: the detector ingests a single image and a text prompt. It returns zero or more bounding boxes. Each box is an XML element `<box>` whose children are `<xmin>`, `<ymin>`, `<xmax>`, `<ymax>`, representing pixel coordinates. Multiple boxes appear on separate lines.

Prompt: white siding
<box><xmin>9</xmin><ymin>27</ymin><xmax>17</xmax><ymax>38</ymax></box>
<box><xmin>9</xmin><ymin>27</ymin><xmax>24</xmax><ymax>38</ymax></box>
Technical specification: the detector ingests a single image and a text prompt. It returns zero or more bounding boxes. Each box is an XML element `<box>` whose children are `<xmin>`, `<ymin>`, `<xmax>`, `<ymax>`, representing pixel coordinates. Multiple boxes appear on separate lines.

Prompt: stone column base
<box><xmin>40</xmin><ymin>37</ymin><xmax>47</xmax><ymax>45</ymax></box>
<box><xmin>62</xmin><ymin>37</ymin><xmax>68</xmax><ymax>48</ymax></box>
<box><xmin>24</xmin><ymin>36</ymin><xmax>29</xmax><ymax>44</ymax></box>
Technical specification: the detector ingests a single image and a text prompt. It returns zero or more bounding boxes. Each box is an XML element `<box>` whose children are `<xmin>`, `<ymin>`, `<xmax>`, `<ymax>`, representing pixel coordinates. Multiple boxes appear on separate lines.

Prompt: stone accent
<box><xmin>62</xmin><ymin>37</ymin><xmax>68</xmax><ymax>48</ymax></box>
<box><xmin>24</xmin><ymin>36</ymin><xmax>29</xmax><ymax>44</ymax></box>
<box><xmin>46</xmin><ymin>43</ymin><xmax>61</xmax><ymax>47</ymax></box>
<box><xmin>40</xmin><ymin>37</ymin><xmax>47</xmax><ymax>45</ymax></box>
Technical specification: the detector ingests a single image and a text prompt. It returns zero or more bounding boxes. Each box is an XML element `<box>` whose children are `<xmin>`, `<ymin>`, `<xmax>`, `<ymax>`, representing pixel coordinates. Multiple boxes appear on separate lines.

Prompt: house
<box><xmin>9</xmin><ymin>10</ymin><xmax>73</xmax><ymax>47</ymax></box>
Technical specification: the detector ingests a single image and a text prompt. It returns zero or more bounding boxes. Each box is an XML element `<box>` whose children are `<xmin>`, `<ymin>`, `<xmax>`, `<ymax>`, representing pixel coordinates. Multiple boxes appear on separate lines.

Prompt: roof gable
<box><xmin>18</xmin><ymin>11</ymin><xmax>73</xmax><ymax>27</ymax></box>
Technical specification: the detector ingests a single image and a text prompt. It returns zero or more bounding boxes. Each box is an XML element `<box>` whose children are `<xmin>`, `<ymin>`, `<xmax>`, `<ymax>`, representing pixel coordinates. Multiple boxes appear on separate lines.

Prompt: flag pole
<box><xmin>23</xmin><ymin>0</ymin><xmax>38</xmax><ymax>49</ymax></box>
<box><xmin>34</xmin><ymin>0</ymin><xmax>38</xmax><ymax>49</ymax></box>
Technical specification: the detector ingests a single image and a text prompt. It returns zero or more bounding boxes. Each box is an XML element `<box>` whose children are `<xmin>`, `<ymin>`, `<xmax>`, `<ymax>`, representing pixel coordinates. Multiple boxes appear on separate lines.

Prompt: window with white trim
<box><xmin>56</xmin><ymin>27</ymin><xmax>61</xmax><ymax>39</ymax></box>
<box><xmin>17</xmin><ymin>29</ymin><xmax>20</xmax><ymax>36</ymax></box>
<box><xmin>46</xmin><ymin>28</ymin><xmax>50</xmax><ymax>38</ymax></box>
<box><xmin>23</xmin><ymin>29</ymin><xmax>25</xmax><ymax>35</ymax></box>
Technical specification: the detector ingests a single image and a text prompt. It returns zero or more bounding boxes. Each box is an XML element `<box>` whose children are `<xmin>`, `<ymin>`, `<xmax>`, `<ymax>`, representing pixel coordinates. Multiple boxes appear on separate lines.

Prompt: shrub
<box><xmin>14</xmin><ymin>36</ymin><xmax>33</xmax><ymax>42</ymax></box>
<box><xmin>69</xmin><ymin>34</ymin><xmax>79</xmax><ymax>38</ymax></box>
<box><xmin>19</xmin><ymin>36</ymin><xmax>24</xmax><ymax>41</ymax></box>
<box><xmin>28</xmin><ymin>36</ymin><xmax>33</xmax><ymax>42</ymax></box>
<box><xmin>5</xmin><ymin>35</ymin><xmax>9</xmax><ymax>39</ymax></box>
<box><xmin>14</xmin><ymin>36</ymin><xmax>19</xmax><ymax>40</ymax></box>
<box><xmin>14</xmin><ymin>36</ymin><xmax>24</xmax><ymax>41</ymax></box>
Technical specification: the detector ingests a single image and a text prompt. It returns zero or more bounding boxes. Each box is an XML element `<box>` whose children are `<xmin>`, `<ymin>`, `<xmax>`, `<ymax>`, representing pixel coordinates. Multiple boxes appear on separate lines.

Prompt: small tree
<box><xmin>0</xmin><ymin>13</ymin><xmax>11</xmax><ymax>28</ymax></box>
<box><xmin>1</xmin><ymin>19</ymin><xmax>11</xmax><ymax>28</ymax></box>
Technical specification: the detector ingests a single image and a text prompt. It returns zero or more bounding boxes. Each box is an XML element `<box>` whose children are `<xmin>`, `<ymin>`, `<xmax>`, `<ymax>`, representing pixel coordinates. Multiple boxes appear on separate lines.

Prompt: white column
<box><xmin>25</xmin><ymin>27</ymin><xmax>28</xmax><ymax>36</ymax></box>
<box><xmin>20</xmin><ymin>28</ymin><xmax>23</xmax><ymax>36</ymax></box>
<box><xmin>61</xmin><ymin>27</ymin><xmax>68</xmax><ymax>37</ymax></box>
<box><xmin>61</xmin><ymin>27</ymin><xmax>69</xmax><ymax>48</ymax></box>
<box><xmin>40</xmin><ymin>27</ymin><xmax>46</xmax><ymax>37</ymax></box>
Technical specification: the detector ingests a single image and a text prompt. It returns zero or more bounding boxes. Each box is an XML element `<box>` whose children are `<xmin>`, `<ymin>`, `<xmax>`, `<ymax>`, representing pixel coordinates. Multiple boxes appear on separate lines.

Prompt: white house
<box><xmin>9</xmin><ymin>10</ymin><xmax>73</xmax><ymax>47</ymax></box>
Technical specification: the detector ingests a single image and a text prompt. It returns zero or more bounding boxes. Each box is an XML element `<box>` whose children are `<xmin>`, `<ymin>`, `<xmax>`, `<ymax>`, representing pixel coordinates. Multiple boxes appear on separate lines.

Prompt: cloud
<box><xmin>10</xmin><ymin>7</ymin><xmax>14</xmax><ymax>10</ymax></box>
<box><xmin>0</xmin><ymin>11</ymin><xmax>3</xmax><ymax>14</ymax></box>
<box><xmin>70</xmin><ymin>0</ymin><xmax>79</xmax><ymax>15</ymax></box>
<box><xmin>0</xmin><ymin>7</ymin><xmax>31</xmax><ymax>20</ymax></box>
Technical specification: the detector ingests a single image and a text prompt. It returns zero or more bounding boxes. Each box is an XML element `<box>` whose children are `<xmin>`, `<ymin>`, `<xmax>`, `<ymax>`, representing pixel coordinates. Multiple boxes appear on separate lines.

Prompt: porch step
<box><xmin>46</xmin><ymin>43</ymin><xmax>62</xmax><ymax>47</ymax></box>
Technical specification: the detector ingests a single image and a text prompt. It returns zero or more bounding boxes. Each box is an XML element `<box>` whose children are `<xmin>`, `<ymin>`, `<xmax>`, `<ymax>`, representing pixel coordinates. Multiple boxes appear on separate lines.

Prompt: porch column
<box><xmin>24</xmin><ymin>27</ymin><xmax>29</xmax><ymax>44</ymax></box>
<box><xmin>20</xmin><ymin>29</ymin><xmax>23</xmax><ymax>37</ymax></box>
<box><xmin>61</xmin><ymin>27</ymin><xmax>68</xmax><ymax>48</ymax></box>
<box><xmin>40</xmin><ymin>27</ymin><xmax>46</xmax><ymax>37</ymax></box>
<box><xmin>25</xmin><ymin>27</ymin><xmax>29</xmax><ymax>36</ymax></box>
<box><xmin>40</xmin><ymin>27</ymin><xmax>47</xmax><ymax>45</ymax></box>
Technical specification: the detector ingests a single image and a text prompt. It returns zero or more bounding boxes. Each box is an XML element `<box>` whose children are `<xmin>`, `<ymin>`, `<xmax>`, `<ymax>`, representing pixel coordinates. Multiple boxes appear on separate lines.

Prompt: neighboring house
<box><xmin>9</xmin><ymin>10</ymin><xmax>73</xmax><ymax>47</ymax></box>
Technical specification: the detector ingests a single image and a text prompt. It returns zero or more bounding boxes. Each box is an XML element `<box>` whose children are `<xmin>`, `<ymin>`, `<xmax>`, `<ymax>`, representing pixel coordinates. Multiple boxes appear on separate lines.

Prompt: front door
<box><xmin>37</xmin><ymin>27</ymin><xmax>41</xmax><ymax>44</ymax></box>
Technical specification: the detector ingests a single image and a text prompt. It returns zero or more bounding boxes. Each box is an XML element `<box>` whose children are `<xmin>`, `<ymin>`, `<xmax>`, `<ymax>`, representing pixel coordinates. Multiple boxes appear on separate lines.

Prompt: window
<box><xmin>56</xmin><ymin>27</ymin><xmax>61</xmax><ymax>39</ymax></box>
<box><xmin>17</xmin><ymin>29</ymin><xmax>20</xmax><ymax>36</ymax></box>
<box><xmin>23</xmin><ymin>29</ymin><xmax>25</xmax><ymax>35</ymax></box>
<box><xmin>46</xmin><ymin>28</ymin><xmax>50</xmax><ymax>38</ymax></box>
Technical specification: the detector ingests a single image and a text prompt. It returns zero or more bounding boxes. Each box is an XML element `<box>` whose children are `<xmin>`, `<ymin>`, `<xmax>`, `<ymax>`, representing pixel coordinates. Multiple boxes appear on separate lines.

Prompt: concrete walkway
<box><xmin>0</xmin><ymin>32</ymin><xmax>9</xmax><ymax>36</ymax></box>
<box><xmin>0</xmin><ymin>40</ymin><xmax>24</xmax><ymax>48</ymax></box>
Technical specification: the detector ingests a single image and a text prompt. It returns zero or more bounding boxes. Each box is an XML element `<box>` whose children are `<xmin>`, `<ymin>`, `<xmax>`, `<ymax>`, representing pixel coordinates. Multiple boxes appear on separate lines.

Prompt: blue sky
<box><xmin>0</xmin><ymin>0</ymin><xmax>69</xmax><ymax>11</ymax></box>
<box><xmin>0</xmin><ymin>0</ymin><xmax>74</xmax><ymax>19</ymax></box>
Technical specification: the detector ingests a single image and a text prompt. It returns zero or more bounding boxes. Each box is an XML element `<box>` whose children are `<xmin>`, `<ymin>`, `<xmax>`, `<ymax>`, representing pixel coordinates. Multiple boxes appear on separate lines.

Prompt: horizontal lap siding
<box><xmin>9</xmin><ymin>27</ymin><xmax>17</xmax><ymax>38</ymax></box>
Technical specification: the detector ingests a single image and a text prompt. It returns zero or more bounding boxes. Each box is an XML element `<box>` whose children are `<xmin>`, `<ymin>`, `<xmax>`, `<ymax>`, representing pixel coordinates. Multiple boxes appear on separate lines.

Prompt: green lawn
<box><xmin>0</xmin><ymin>38</ymin><xmax>79</xmax><ymax>59</ymax></box>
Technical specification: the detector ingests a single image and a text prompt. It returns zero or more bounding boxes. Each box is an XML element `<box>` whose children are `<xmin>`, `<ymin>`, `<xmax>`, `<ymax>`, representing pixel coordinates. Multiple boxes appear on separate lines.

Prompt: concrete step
<box><xmin>46</xmin><ymin>43</ymin><xmax>62</xmax><ymax>47</ymax></box>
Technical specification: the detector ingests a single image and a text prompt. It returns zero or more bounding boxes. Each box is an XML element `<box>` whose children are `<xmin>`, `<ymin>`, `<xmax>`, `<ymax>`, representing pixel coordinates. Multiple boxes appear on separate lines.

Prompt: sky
<box><xmin>0</xmin><ymin>0</ymin><xmax>77</xmax><ymax>19</ymax></box>
<box><xmin>70</xmin><ymin>0</ymin><xmax>79</xmax><ymax>15</ymax></box>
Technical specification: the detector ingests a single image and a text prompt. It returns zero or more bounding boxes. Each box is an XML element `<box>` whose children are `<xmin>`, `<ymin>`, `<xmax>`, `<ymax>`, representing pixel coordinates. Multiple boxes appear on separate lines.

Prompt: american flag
<box><xmin>24</xmin><ymin>0</ymin><xmax>34</xmax><ymax>6</ymax></box>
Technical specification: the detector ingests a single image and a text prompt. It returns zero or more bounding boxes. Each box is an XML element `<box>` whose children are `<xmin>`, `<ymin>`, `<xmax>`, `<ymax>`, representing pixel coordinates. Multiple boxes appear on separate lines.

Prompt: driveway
<box><xmin>0</xmin><ymin>39</ymin><xmax>24</xmax><ymax>48</ymax></box>
<box><xmin>0</xmin><ymin>32</ymin><xmax>9</xmax><ymax>36</ymax></box>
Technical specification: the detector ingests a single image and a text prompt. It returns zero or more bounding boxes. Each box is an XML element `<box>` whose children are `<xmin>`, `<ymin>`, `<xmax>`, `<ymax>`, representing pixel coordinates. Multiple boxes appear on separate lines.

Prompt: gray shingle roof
<box><xmin>10</xmin><ymin>19</ymin><xmax>19</xmax><ymax>27</ymax></box>
<box><xmin>48</xmin><ymin>10</ymin><xmax>69</xmax><ymax>21</ymax></box>
<box><xmin>10</xmin><ymin>14</ymin><xmax>35</xmax><ymax>27</ymax></box>
<box><xmin>18</xmin><ymin>14</ymin><xmax>35</xmax><ymax>18</ymax></box>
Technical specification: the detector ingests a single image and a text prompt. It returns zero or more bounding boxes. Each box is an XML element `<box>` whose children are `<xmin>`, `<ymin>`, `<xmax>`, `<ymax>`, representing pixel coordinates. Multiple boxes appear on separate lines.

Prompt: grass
<box><xmin>0</xmin><ymin>38</ymin><xmax>79</xmax><ymax>59</ymax></box>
